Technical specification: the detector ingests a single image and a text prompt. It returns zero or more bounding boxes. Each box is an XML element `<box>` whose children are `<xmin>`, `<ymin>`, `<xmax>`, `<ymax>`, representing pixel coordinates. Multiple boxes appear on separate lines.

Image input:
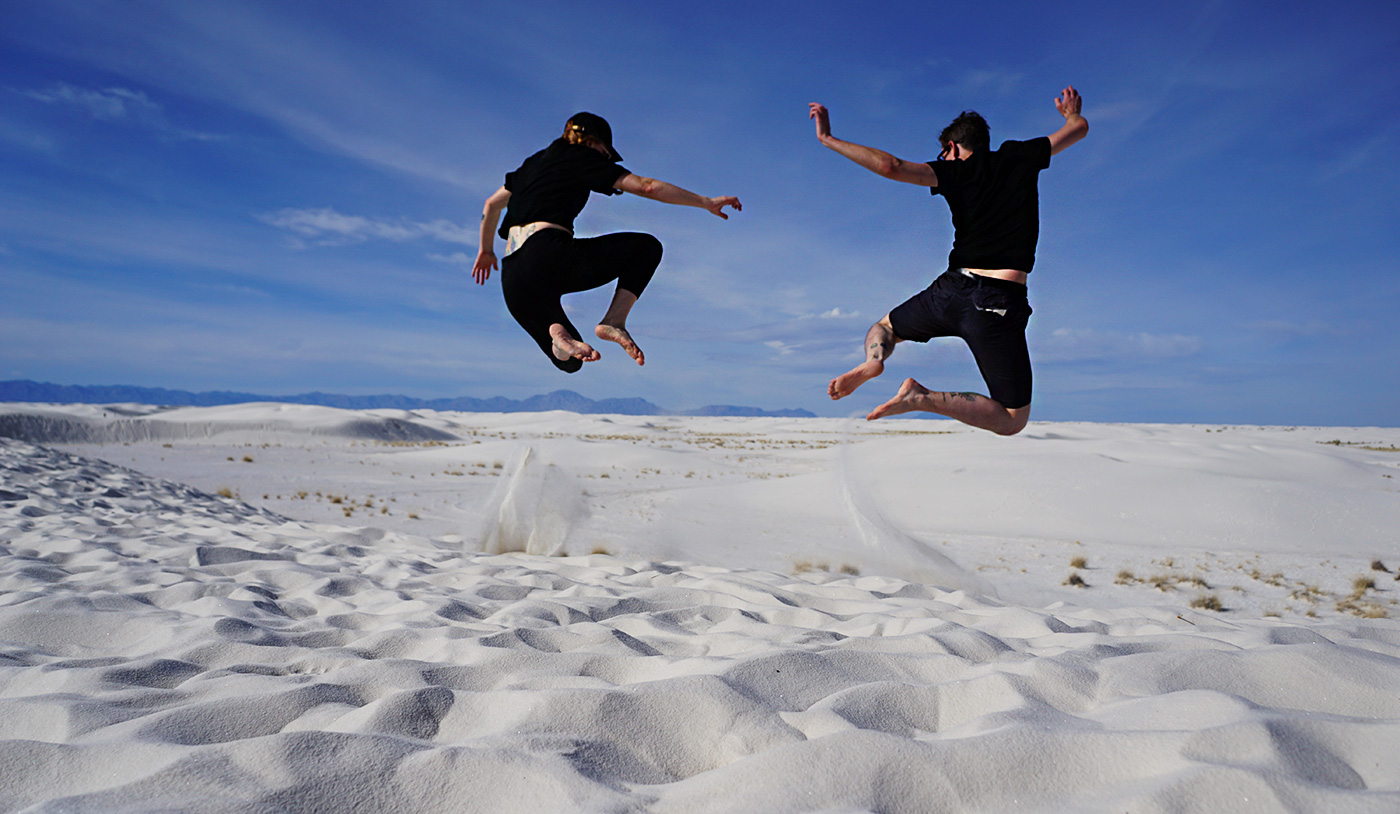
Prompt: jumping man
<box><xmin>810</xmin><ymin>87</ymin><xmax>1088</xmax><ymax>435</ymax></box>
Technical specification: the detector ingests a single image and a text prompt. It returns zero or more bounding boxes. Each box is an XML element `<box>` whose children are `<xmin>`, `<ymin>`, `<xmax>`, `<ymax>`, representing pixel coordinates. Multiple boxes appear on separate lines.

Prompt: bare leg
<box><xmin>549</xmin><ymin>323</ymin><xmax>601</xmax><ymax>363</ymax></box>
<box><xmin>868</xmin><ymin>377</ymin><xmax>1030</xmax><ymax>436</ymax></box>
<box><xmin>829</xmin><ymin>316</ymin><xmax>900</xmax><ymax>399</ymax></box>
<box><xmin>595</xmin><ymin>289</ymin><xmax>644</xmax><ymax>365</ymax></box>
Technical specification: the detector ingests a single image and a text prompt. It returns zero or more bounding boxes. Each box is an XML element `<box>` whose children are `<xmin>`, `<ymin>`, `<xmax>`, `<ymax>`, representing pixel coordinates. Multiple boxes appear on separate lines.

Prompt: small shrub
<box><xmin>1064</xmin><ymin>573</ymin><xmax>1088</xmax><ymax>588</ymax></box>
<box><xmin>1351</xmin><ymin>577</ymin><xmax>1377</xmax><ymax>599</ymax></box>
<box><xmin>1069</xmin><ymin>556</ymin><xmax>1088</xmax><ymax>569</ymax></box>
<box><xmin>1190</xmin><ymin>594</ymin><xmax>1223</xmax><ymax>611</ymax></box>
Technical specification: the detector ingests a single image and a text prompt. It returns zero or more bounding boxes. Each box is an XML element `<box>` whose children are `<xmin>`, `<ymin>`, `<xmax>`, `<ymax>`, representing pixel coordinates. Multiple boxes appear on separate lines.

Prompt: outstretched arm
<box><xmin>810</xmin><ymin>103</ymin><xmax>939</xmax><ymax>187</ymax></box>
<box><xmin>472</xmin><ymin>186</ymin><xmax>510</xmax><ymax>285</ymax></box>
<box><xmin>1048</xmin><ymin>86</ymin><xmax>1089</xmax><ymax>156</ymax></box>
<box><xmin>614</xmin><ymin>174</ymin><xmax>742</xmax><ymax>219</ymax></box>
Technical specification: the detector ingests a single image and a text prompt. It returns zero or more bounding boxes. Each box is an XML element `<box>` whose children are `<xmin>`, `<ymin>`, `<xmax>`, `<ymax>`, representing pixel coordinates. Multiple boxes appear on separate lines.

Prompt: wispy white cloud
<box><xmin>1040</xmin><ymin>327</ymin><xmax>1202</xmax><ymax>363</ymax></box>
<box><xmin>258</xmin><ymin>207</ymin><xmax>473</xmax><ymax>247</ymax></box>
<box><xmin>954</xmin><ymin>68</ymin><xmax>1025</xmax><ymax>99</ymax></box>
<box><xmin>1251</xmin><ymin>320</ymin><xmax>1347</xmax><ymax>340</ymax></box>
<box><xmin>20</xmin><ymin>82</ymin><xmax>228</xmax><ymax>143</ymax></box>
<box><xmin>25</xmin><ymin>84</ymin><xmax>161</xmax><ymax>121</ymax></box>
<box><xmin>429</xmin><ymin>252</ymin><xmax>474</xmax><ymax>267</ymax></box>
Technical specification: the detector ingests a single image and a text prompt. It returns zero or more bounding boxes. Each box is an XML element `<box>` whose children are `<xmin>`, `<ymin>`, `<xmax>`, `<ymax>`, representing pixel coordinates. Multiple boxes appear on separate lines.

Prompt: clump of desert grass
<box><xmin>1350</xmin><ymin>576</ymin><xmax>1377</xmax><ymax>599</ymax></box>
<box><xmin>793</xmin><ymin>560</ymin><xmax>860</xmax><ymax>577</ymax></box>
<box><xmin>1190</xmin><ymin>593</ymin><xmax>1224</xmax><ymax>611</ymax></box>
<box><xmin>1140</xmin><ymin>571</ymin><xmax>1209</xmax><ymax>592</ymax></box>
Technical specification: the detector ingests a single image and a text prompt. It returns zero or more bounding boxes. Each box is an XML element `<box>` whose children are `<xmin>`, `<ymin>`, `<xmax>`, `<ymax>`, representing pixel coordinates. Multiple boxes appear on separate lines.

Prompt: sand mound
<box><xmin>3</xmin><ymin>437</ymin><xmax>1399</xmax><ymax>811</ymax></box>
<box><xmin>0</xmin><ymin>404</ymin><xmax>457</xmax><ymax>445</ymax></box>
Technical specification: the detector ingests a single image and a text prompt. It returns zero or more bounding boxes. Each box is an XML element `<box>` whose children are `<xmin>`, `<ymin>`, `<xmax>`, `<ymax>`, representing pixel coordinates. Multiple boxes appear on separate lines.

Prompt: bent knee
<box><xmin>995</xmin><ymin>406</ymin><xmax>1030</xmax><ymax>436</ymax></box>
<box><xmin>641</xmin><ymin>234</ymin><xmax>663</xmax><ymax>266</ymax></box>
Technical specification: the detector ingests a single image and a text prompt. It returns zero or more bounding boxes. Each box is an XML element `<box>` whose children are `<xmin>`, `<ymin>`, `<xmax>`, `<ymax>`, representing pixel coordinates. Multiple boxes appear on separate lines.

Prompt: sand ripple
<box><xmin>3</xmin><ymin>438</ymin><xmax>1399</xmax><ymax>812</ymax></box>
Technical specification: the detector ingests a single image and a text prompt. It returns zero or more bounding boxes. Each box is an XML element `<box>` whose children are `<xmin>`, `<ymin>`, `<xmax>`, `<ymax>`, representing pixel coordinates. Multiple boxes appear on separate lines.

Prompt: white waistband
<box><xmin>504</xmin><ymin>222</ymin><xmax>571</xmax><ymax>256</ymax></box>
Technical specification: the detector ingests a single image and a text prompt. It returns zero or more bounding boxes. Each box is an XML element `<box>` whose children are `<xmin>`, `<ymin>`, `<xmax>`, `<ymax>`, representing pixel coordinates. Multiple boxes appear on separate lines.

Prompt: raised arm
<box><xmin>809</xmin><ymin>103</ymin><xmax>939</xmax><ymax>187</ymax></box>
<box><xmin>472</xmin><ymin>186</ymin><xmax>510</xmax><ymax>285</ymax></box>
<box><xmin>613</xmin><ymin>174</ymin><xmax>742</xmax><ymax>219</ymax></box>
<box><xmin>1048</xmin><ymin>86</ymin><xmax>1089</xmax><ymax>156</ymax></box>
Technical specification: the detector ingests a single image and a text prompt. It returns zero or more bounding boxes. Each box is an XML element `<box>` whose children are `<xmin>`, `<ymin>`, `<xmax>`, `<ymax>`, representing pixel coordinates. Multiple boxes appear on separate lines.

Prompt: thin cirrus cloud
<box><xmin>258</xmin><ymin>207</ymin><xmax>474</xmax><ymax>247</ymax></box>
<box><xmin>24</xmin><ymin>84</ymin><xmax>160</xmax><ymax>121</ymax></box>
<box><xmin>1039</xmin><ymin>328</ymin><xmax>1203</xmax><ymax>363</ymax></box>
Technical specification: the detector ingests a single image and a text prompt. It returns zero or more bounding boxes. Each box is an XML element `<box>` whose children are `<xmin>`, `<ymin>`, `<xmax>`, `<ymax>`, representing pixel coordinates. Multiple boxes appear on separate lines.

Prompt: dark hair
<box><xmin>562</xmin><ymin>112</ymin><xmax>622</xmax><ymax>161</ymax></box>
<box><xmin>940</xmin><ymin>110</ymin><xmax>990</xmax><ymax>153</ymax></box>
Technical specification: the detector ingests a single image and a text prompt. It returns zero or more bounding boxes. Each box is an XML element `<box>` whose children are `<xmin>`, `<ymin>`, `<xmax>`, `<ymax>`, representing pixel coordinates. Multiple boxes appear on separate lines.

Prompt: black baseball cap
<box><xmin>567</xmin><ymin>112</ymin><xmax>622</xmax><ymax>162</ymax></box>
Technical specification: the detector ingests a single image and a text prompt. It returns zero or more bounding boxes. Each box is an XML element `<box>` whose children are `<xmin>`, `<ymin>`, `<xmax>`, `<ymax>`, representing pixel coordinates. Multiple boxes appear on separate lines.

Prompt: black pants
<box><xmin>500</xmin><ymin>230</ymin><xmax>663</xmax><ymax>372</ymax></box>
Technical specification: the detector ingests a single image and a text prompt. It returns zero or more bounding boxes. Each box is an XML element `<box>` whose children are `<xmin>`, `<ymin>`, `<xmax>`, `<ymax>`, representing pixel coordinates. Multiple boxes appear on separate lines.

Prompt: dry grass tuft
<box><xmin>1337</xmin><ymin>598</ymin><xmax>1389</xmax><ymax>618</ymax></box>
<box><xmin>1190</xmin><ymin>594</ymin><xmax>1223</xmax><ymax>611</ymax></box>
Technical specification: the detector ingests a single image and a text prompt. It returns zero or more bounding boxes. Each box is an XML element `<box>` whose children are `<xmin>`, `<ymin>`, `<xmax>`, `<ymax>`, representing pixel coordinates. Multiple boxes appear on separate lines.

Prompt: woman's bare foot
<box><xmin>595</xmin><ymin>323</ymin><xmax>644</xmax><ymax>365</ymax></box>
<box><xmin>828</xmin><ymin>359</ymin><xmax>885</xmax><ymax>400</ymax></box>
<box><xmin>550</xmin><ymin>324</ymin><xmax>600</xmax><ymax>363</ymax></box>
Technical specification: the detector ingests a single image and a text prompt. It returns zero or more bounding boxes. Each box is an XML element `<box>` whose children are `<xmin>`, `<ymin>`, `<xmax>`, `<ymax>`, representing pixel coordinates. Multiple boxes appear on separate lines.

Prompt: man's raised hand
<box><xmin>809</xmin><ymin>103</ymin><xmax>832</xmax><ymax>141</ymax></box>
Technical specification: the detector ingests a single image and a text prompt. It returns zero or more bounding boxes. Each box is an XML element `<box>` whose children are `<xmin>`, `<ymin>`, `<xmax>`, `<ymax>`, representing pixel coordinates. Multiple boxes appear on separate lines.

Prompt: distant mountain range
<box><xmin>0</xmin><ymin>380</ymin><xmax>815</xmax><ymax>418</ymax></box>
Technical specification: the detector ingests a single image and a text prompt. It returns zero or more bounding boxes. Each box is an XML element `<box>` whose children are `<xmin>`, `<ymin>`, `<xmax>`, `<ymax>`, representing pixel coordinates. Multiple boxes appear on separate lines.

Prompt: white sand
<box><xmin>2</xmin><ymin>403</ymin><xmax>1399</xmax><ymax>812</ymax></box>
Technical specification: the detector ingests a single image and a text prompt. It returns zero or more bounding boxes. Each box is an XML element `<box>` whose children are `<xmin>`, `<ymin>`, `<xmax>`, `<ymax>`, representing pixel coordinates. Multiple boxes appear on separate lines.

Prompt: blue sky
<box><xmin>2</xmin><ymin>0</ymin><xmax>1397</xmax><ymax>426</ymax></box>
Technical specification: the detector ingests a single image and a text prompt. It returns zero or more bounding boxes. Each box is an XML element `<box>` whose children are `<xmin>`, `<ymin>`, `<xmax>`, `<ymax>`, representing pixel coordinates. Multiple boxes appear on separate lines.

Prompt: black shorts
<box><xmin>500</xmin><ymin>230</ymin><xmax>662</xmax><ymax>372</ymax></box>
<box><xmin>887</xmin><ymin>269</ymin><xmax>1033</xmax><ymax>409</ymax></box>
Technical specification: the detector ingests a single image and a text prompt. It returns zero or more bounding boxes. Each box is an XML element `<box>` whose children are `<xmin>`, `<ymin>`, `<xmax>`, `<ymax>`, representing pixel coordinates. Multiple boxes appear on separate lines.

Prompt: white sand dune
<box><xmin>2</xmin><ymin>404</ymin><xmax>1399</xmax><ymax>812</ymax></box>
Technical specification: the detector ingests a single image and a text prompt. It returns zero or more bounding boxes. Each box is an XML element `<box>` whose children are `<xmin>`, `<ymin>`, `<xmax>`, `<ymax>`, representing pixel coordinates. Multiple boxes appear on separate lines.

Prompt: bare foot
<box><xmin>595</xmin><ymin>323</ymin><xmax>644</xmax><ymax>365</ymax></box>
<box><xmin>828</xmin><ymin>359</ymin><xmax>884</xmax><ymax>400</ymax></box>
<box><xmin>867</xmin><ymin>378</ymin><xmax>931</xmax><ymax>420</ymax></box>
<box><xmin>550</xmin><ymin>324</ymin><xmax>600</xmax><ymax>363</ymax></box>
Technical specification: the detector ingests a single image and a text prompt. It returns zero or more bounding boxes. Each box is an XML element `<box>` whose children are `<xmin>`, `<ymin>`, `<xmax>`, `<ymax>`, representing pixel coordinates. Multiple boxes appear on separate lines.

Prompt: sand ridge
<box><xmin>3</xmin><ymin>432</ymin><xmax>1400</xmax><ymax>811</ymax></box>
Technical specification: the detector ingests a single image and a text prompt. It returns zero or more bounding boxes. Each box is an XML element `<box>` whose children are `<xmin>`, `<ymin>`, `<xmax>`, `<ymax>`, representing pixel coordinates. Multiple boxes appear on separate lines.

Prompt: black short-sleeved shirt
<box><xmin>929</xmin><ymin>137</ymin><xmax>1051</xmax><ymax>273</ymax></box>
<box><xmin>498</xmin><ymin>138</ymin><xmax>631</xmax><ymax>239</ymax></box>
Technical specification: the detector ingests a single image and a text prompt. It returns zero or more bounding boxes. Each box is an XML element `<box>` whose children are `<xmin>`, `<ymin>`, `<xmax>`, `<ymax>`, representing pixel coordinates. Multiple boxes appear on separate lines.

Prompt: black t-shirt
<box><xmin>498</xmin><ymin>138</ymin><xmax>631</xmax><ymax>239</ymax></box>
<box><xmin>929</xmin><ymin>137</ymin><xmax>1051</xmax><ymax>273</ymax></box>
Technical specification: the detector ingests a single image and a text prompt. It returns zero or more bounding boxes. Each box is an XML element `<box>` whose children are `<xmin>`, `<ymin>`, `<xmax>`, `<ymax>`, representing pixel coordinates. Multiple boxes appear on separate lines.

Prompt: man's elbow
<box><xmin>874</xmin><ymin>157</ymin><xmax>904</xmax><ymax>179</ymax></box>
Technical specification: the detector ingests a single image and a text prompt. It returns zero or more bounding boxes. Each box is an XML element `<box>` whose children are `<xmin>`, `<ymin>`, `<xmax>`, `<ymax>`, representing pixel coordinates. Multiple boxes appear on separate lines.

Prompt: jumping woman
<box><xmin>473</xmin><ymin>112</ymin><xmax>741</xmax><ymax>371</ymax></box>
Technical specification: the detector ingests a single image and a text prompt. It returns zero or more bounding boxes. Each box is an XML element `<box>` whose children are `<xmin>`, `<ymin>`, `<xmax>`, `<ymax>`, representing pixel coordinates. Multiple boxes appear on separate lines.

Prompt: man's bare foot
<box><xmin>550</xmin><ymin>324</ymin><xmax>600</xmax><ymax>363</ymax></box>
<box><xmin>867</xmin><ymin>378</ymin><xmax>931</xmax><ymax>420</ymax></box>
<box><xmin>828</xmin><ymin>359</ymin><xmax>884</xmax><ymax>400</ymax></box>
<box><xmin>595</xmin><ymin>323</ymin><xmax>644</xmax><ymax>365</ymax></box>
